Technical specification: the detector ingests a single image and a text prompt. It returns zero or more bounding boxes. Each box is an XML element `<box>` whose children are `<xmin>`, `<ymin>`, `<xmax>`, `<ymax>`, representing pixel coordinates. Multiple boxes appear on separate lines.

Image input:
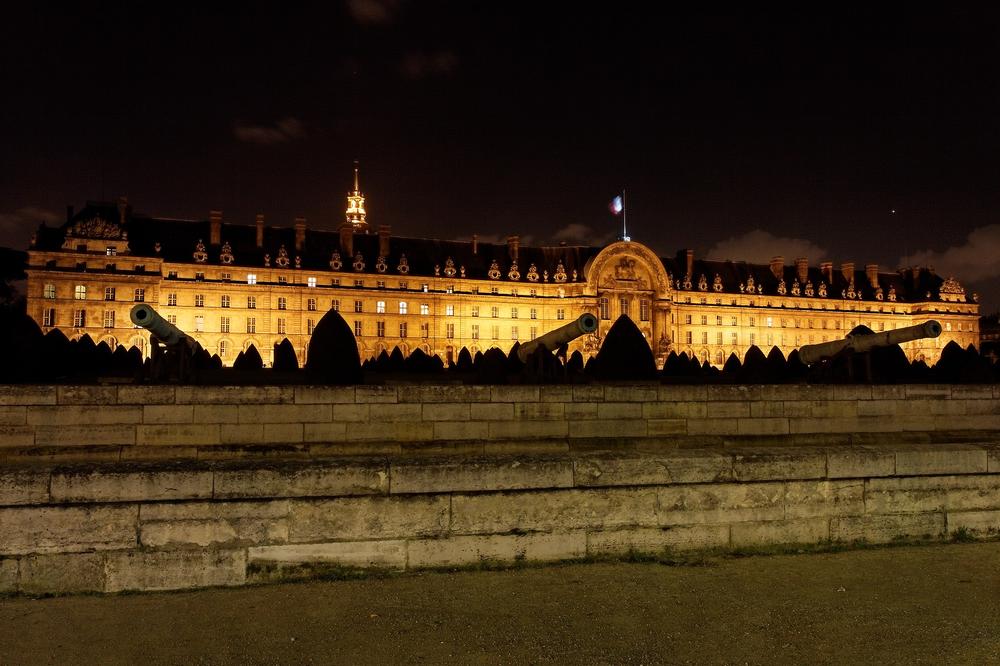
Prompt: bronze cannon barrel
<box><xmin>517</xmin><ymin>313</ymin><xmax>599</xmax><ymax>362</ymax></box>
<box><xmin>798</xmin><ymin>319</ymin><xmax>942</xmax><ymax>365</ymax></box>
<box><xmin>129</xmin><ymin>304</ymin><xmax>195</xmax><ymax>348</ymax></box>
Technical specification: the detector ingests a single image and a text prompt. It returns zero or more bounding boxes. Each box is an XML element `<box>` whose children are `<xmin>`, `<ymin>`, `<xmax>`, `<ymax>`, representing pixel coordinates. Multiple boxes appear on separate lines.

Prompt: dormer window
<box><xmin>106</xmin><ymin>247</ymin><xmax>116</xmax><ymax>256</ymax></box>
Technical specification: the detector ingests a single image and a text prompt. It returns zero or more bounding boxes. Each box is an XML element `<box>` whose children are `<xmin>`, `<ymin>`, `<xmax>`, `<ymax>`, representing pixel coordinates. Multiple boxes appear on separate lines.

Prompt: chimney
<box><xmin>795</xmin><ymin>257</ymin><xmax>808</xmax><ymax>284</ymax></box>
<box><xmin>841</xmin><ymin>261</ymin><xmax>855</xmax><ymax>283</ymax></box>
<box><xmin>507</xmin><ymin>235</ymin><xmax>520</xmax><ymax>261</ymax></box>
<box><xmin>820</xmin><ymin>261</ymin><xmax>833</xmax><ymax>284</ymax></box>
<box><xmin>117</xmin><ymin>197</ymin><xmax>129</xmax><ymax>227</ymax></box>
<box><xmin>339</xmin><ymin>224</ymin><xmax>353</xmax><ymax>258</ymax></box>
<box><xmin>66</xmin><ymin>205</ymin><xmax>74</xmax><ymax>223</ymax></box>
<box><xmin>865</xmin><ymin>263</ymin><xmax>879</xmax><ymax>287</ymax></box>
<box><xmin>769</xmin><ymin>256</ymin><xmax>784</xmax><ymax>279</ymax></box>
<box><xmin>378</xmin><ymin>225</ymin><xmax>391</xmax><ymax>258</ymax></box>
<box><xmin>209</xmin><ymin>210</ymin><xmax>222</xmax><ymax>246</ymax></box>
<box><xmin>255</xmin><ymin>214</ymin><xmax>265</xmax><ymax>248</ymax></box>
<box><xmin>685</xmin><ymin>249</ymin><xmax>694</xmax><ymax>278</ymax></box>
<box><xmin>472</xmin><ymin>234</ymin><xmax>478</xmax><ymax>255</ymax></box>
<box><xmin>294</xmin><ymin>217</ymin><xmax>307</xmax><ymax>252</ymax></box>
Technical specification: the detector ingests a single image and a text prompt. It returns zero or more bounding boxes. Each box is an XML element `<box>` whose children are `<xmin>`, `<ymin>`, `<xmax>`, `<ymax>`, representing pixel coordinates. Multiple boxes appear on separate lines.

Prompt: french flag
<box><xmin>609</xmin><ymin>194</ymin><xmax>624</xmax><ymax>216</ymax></box>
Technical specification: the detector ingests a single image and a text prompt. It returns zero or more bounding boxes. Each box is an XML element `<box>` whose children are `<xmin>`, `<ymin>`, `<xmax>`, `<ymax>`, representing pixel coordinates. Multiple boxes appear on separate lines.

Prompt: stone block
<box><xmin>34</xmin><ymin>425</ymin><xmax>135</xmax><ymax>447</ymax></box>
<box><xmin>289</xmin><ymin>495</ymin><xmax>450</xmax><ymax>542</ymax></box>
<box><xmin>214</xmin><ymin>460</ymin><xmax>388</xmax><ymax>499</ymax></box>
<box><xmin>104</xmin><ymin>549</ymin><xmax>247</xmax><ymax>592</ymax></box>
<box><xmin>0</xmin><ymin>558</ymin><xmax>16</xmax><ymax>593</ymax></box>
<box><xmin>120</xmin><ymin>446</ymin><xmax>199</xmax><ymax>461</ymax></box>
<box><xmin>408</xmin><ymin>532</ymin><xmax>587</xmax><ymax>568</ymax></box>
<box><xmin>18</xmin><ymin>552</ymin><xmax>105</xmax><ymax>594</ymax></box>
<box><xmin>572</xmin><ymin>386</ymin><xmax>605</xmax><ymax>402</ymax></box>
<box><xmin>303</xmin><ymin>423</ymin><xmax>351</xmax><ymax>443</ymax></box>
<box><xmin>989</xmin><ymin>446</ymin><xmax>1000</xmax><ymax>474</ymax></box>
<box><xmin>0</xmin><ymin>426</ymin><xmax>34</xmax><ymax>448</ymax></box>
<box><xmin>596</xmin><ymin>402</ymin><xmax>643</xmax><ymax>420</ymax></box>
<box><xmin>390</xmin><ymin>457</ymin><xmax>573</xmax><ymax>494</ymax></box>
<box><xmin>760</xmin><ymin>385</ymin><xmax>834</xmax><ymax>402</ymax></box>
<box><xmin>784</xmin><ymin>480</ymin><xmax>865</xmax><ymax>518</ymax></box>
<box><xmin>604</xmin><ymin>385</ymin><xmax>658</xmax><ymax>402</ymax></box>
<box><xmin>263</xmin><ymin>423</ymin><xmax>304</xmax><ymax>444</ymax></box>
<box><xmin>0</xmin><ymin>504</ymin><xmax>138</xmax><ymax>555</ymax></box>
<box><xmin>830</xmin><ymin>513</ymin><xmax>946</xmax><ymax>543</ymax></box>
<box><xmin>371</xmin><ymin>404</ymin><xmax>423</xmax><ymax>422</ymax></box>
<box><xmin>893</xmin><ymin>444</ymin><xmax>988</xmax><ymax>476</ymax></box>
<box><xmin>332</xmin><ymin>404</ymin><xmax>370</xmax><ymax>422</ymax></box>
<box><xmin>433</xmin><ymin>421</ymin><xmax>489</xmax><ymax>440</ymax></box>
<box><xmin>484</xmin><ymin>440</ymin><xmax>567</xmax><ymax>456</ymax></box>
<box><xmin>646</xmin><ymin>419</ymin><xmax>687</xmax><ymax>436</ymax></box>
<box><xmin>422</xmin><ymin>403</ymin><xmax>471</xmax><ymax>421</ymax></box>
<box><xmin>832</xmin><ymin>386</ymin><xmax>872</xmax><ymax>400</ymax></box>
<box><xmin>450</xmin><ymin>487</ymin><xmax>659</xmax><ymax>535</ymax></box>
<box><xmin>0</xmin><ymin>407</ymin><xmax>26</xmax><ymax>425</ymax></box>
<box><xmin>238</xmin><ymin>404</ymin><xmax>332</xmax><ymax>424</ymax></box>
<box><xmin>949</xmin><ymin>386</ymin><xmax>995</xmax><ymax>400</ymax></box>
<box><xmin>27</xmin><ymin>405</ymin><xmax>141</xmax><ymax>426</ymax></box>
<box><xmin>750</xmin><ymin>401</ymin><xmax>784</xmax><ymax>418</ymax></box>
<box><xmin>643</xmin><ymin>402</ymin><xmax>704</xmax><ymax>419</ymax></box>
<box><xmin>539</xmin><ymin>386</ymin><xmax>574</xmax><ymax>403</ymax></box>
<box><xmin>248</xmin><ymin>541</ymin><xmax>407</xmax><ymax>570</ymax></box>
<box><xmin>826</xmin><ymin>448</ymin><xmax>896</xmax><ymax>478</ymax></box>
<box><xmin>347</xmin><ymin>421</ymin><xmax>434</xmax><ymax>442</ymax></box>
<box><xmin>51</xmin><ymin>467</ymin><xmax>213</xmax><ymax>503</ymax></box>
<box><xmin>657</xmin><ymin>385</ymin><xmax>708</xmax><ymax>402</ymax></box>
<box><xmin>141</xmin><ymin>499</ymin><xmax>289</xmax><ymax>521</ymax></box>
<box><xmin>962</xmin><ymin>401</ymin><xmax>1000</xmax><ymax>415</ymax></box>
<box><xmin>706</xmin><ymin>385</ymin><xmax>761</xmax><ymax>402</ymax></box>
<box><xmin>871</xmin><ymin>386</ymin><xmax>908</xmax><ymax>400</ymax></box>
<box><xmin>192</xmin><ymin>405</ymin><xmax>240</xmax><ymax>424</ymax></box>
<box><xmin>0</xmin><ymin>386</ymin><xmax>57</xmax><ymax>406</ymax></box>
<box><xmin>573</xmin><ymin>451</ymin><xmax>732</xmax><ymax>487</ymax></box>
<box><xmin>143</xmin><ymin>405</ymin><xmax>194</xmax><ymax>424</ymax></box>
<box><xmin>947</xmin><ymin>510</ymin><xmax>1000</xmax><ymax>536</ymax></box>
<box><xmin>397</xmin><ymin>385</ymin><xmax>491</xmax><ymax>403</ymax></box>
<box><xmin>310</xmin><ymin>441</ymin><xmax>400</xmax><ymax>457</ymax></box>
<box><xmin>490</xmin><ymin>420</ymin><xmax>568</xmax><ymax>439</ymax></box>
<box><xmin>865</xmin><ymin>474</ymin><xmax>1000</xmax><ymax>514</ymax></box>
<box><xmin>706</xmin><ymin>401</ymin><xmax>751</xmax><ymax>418</ymax></box>
<box><xmin>732</xmin><ymin>449</ymin><xmax>826</xmax><ymax>481</ymax></box>
<box><xmin>0</xmin><ymin>468</ymin><xmax>50</xmax><ymax>505</ymax></box>
<box><xmin>293</xmin><ymin>386</ymin><xmax>356</xmax><ymax>404</ymax></box>
<box><xmin>176</xmin><ymin>386</ymin><xmax>293</xmax><ymax>404</ymax></box>
<box><xmin>58</xmin><ymin>386</ymin><xmax>118</xmax><ymax>405</ymax></box>
<box><xmin>140</xmin><ymin>513</ymin><xmax>288</xmax><ymax>548</ymax></box>
<box><xmin>117</xmin><ymin>385</ymin><xmax>176</xmax><ymax>405</ymax></box>
<box><xmin>137</xmin><ymin>424</ymin><xmax>220</xmax><ymax>446</ymax></box>
<box><xmin>471</xmin><ymin>403</ymin><xmax>514</xmax><ymax>421</ymax></box>
<box><xmin>657</xmin><ymin>482</ymin><xmax>785</xmax><ymax>526</ymax></box>
<box><xmin>587</xmin><ymin>524</ymin><xmax>730</xmax><ymax>554</ymax></box>
<box><xmin>786</xmin><ymin>400</ymin><xmax>859</xmax><ymax>419</ymax></box>
<box><xmin>731</xmin><ymin>518</ymin><xmax>829</xmax><ymax>546</ymax></box>
<box><xmin>354</xmin><ymin>386</ymin><xmax>398</xmax><ymax>403</ymax></box>
<box><xmin>903</xmin><ymin>385</ymin><xmax>950</xmax><ymax>399</ymax></box>
<box><xmin>569</xmin><ymin>419</ymin><xmax>643</xmax><ymax>439</ymax></box>
<box><xmin>491</xmin><ymin>386</ymin><xmax>540</xmax><ymax>403</ymax></box>
<box><xmin>513</xmin><ymin>403</ymin><xmax>565</xmax><ymax>420</ymax></box>
<box><xmin>687</xmin><ymin>418</ymin><xmax>739</xmax><ymax>436</ymax></box>
<box><xmin>221</xmin><ymin>424</ymin><xmax>265</xmax><ymax>445</ymax></box>
<box><xmin>565</xmin><ymin>402</ymin><xmax>599</xmax><ymax>420</ymax></box>
<box><xmin>737</xmin><ymin>417</ymin><xmax>789</xmax><ymax>436</ymax></box>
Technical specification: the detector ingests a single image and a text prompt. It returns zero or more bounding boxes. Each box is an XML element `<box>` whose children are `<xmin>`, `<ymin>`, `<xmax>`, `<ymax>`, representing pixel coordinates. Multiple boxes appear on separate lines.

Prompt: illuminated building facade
<box><xmin>25</xmin><ymin>168</ymin><xmax>981</xmax><ymax>366</ymax></box>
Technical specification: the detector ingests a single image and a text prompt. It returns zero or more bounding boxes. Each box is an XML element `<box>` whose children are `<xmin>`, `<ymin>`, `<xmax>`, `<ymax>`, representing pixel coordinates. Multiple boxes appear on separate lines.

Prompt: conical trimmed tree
<box><xmin>589</xmin><ymin>316</ymin><xmax>656</xmax><ymax>380</ymax></box>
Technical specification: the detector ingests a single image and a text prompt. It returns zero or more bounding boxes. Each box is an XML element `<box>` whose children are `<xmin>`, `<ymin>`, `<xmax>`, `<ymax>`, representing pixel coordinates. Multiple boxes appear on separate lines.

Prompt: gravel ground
<box><xmin>1</xmin><ymin>542</ymin><xmax>999</xmax><ymax>665</ymax></box>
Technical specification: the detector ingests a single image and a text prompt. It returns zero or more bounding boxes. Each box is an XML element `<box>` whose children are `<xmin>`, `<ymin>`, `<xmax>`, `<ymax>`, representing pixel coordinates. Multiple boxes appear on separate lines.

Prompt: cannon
<box><xmin>517</xmin><ymin>312</ymin><xmax>599</xmax><ymax>362</ymax></box>
<box><xmin>798</xmin><ymin>319</ymin><xmax>942</xmax><ymax>366</ymax></box>
<box><xmin>130</xmin><ymin>304</ymin><xmax>203</xmax><ymax>381</ymax></box>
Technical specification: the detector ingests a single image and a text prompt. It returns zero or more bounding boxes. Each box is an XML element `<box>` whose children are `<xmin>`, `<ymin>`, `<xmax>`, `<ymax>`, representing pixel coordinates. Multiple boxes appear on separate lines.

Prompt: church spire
<box><xmin>345</xmin><ymin>160</ymin><xmax>368</xmax><ymax>231</ymax></box>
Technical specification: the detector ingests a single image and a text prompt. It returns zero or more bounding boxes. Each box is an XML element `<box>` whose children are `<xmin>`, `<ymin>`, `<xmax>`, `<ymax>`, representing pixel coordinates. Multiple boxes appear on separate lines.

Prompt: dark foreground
<box><xmin>1</xmin><ymin>543</ymin><xmax>999</xmax><ymax>665</ymax></box>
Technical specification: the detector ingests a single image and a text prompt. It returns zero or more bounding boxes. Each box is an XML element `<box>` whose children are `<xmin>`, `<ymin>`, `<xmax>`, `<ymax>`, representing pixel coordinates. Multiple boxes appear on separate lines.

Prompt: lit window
<box><xmin>74</xmin><ymin>285</ymin><xmax>87</xmax><ymax>300</ymax></box>
<box><xmin>420</xmin><ymin>322</ymin><xmax>429</xmax><ymax>338</ymax></box>
<box><xmin>491</xmin><ymin>287</ymin><xmax>499</xmax><ymax>295</ymax></box>
<box><xmin>619</xmin><ymin>298</ymin><xmax>629</xmax><ymax>317</ymax></box>
<box><xmin>331</xmin><ymin>299</ymin><xmax>340</xmax><ymax>311</ymax></box>
<box><xmin>248</xmin><ymin>296</ymin><xmax>256</xmax><ymax>309</ymax></box>
<box><xmin>377</xmin><ymin>280</ymin><xmax>385</xmax><ymax>289</ymax></box>
<box><xmin>946</xmin><ymin>322</ymin><xmax>952</xmax><ymax>331</ymax></box>
<box><xmin>471</xmin><ymin>306</ymin><xmax>479</xmax><ymax>317</ymax></box>
<box><xmin>376</xmin><ymin>300</ymin><xmax>386</xmax><ymax>313</ymax></box>
<box><xmin>766</xmin><ymin>316</ymin><xmax>773</xmax><ymax>327</ymax></box>
<box><xmin>701</xmin><ymin>331</ymin><xmax>708</xmax><ymax>344</ymax></box>
<box><xmin>221</xmin><ymin>295</ymin><xmax>231</xmax><ymax>308</ymax></box>
<box><xmin>168</xmin><ymin>271</ymin><xmax>178</xmax><ymax>279</ymax></box>
<box><xmin>530</xmin><ymin>326</ymin><xmax>537</xmax><ymax>339</ymax></box>
<box><xmin>685</xmin><ymin>331</ymin><xmax>693</xmax><ymax>344</ymax></box>
<box><xmin>194</xmin><ymin>315</ymin><xmax>204</xmax><ymax>332</ymax></box>
<box><xmin>716</xmin><ymin>315</ymin><xmax>722</xmax><ymax>326</ymax></box>
<box><xmin>685</xmin><ymin>314</ymin><xmax>692</xmax><ymax>325</ymax></box>
<box><xmin>420</xmin><ymin>304</ymin><xmax>429</xmax><ymax>315</ymax></box>
<box><xmin>750</xmin><ymin>332</ymin><xmax>756</xmax><ymax>346</ymax></box>
<box><xmin>106</xmin><ymin>246</ymin><xmax>116</xmax><ymax>256</ymax></box>
<box><xmin>167</xmin><ymin>293</ymin><xmax>177</xmax><ymax>306</ymax></box>
<box><xmin>354</xmin><ymin>321</ymin><xmax>363</xmax><ymax>336</ymax></box>
<box><xmin>195</xmin><ymin>294</ymin><xmax>204</xmax><ymax>307</ymax></box>
<box><xmin>43</xmin><ymin>284</ymin><xmax>55</xmax><ymax>299</ymax></box>
<box><xmin>530</xmin><ymin>289</ymin><xmax>537</xmax><ymax>297</ymax></box>
<box><xmin>277</xmin><ymin>318</ymin><xmax>286</xmax><ymax>335</ymax></box>
<box><xmin>221</xmin><ymin>317</ymin><xmax>230</xmax><ymax>333</ymax></box>
<box><xmin>105</xmin><ymin>287</ymin><xmax>116</xmax><ymax>301</ymax></box>
<box><xmin>491</xmin><ymin>306</ymin><xmax>499</xmax><ymax>318</ymax></box>
<box><xmin>731</xmin><ymin>316</ymin><xmax>738</xmax><ymax>326</ymax></box>
<box><xmin>74</xmin><ymin>309</ymin><xmax>86</xmax><ymax>327</ymax></box>
<box><xmin>530</xmin><ymin>308</ymin><xmax>537</xmax><ymax>320</ymax></box>
<box><xmin>278</xmin><ymin>297</ymin><xmax>287</xmax><ymax>310</ymax></box>
<box><xmin>399</xmin><ymin>301</ymin><xmax>408</xmax><ymax>315</ymax></box>
<box><xmin>331</xmin><ymin>278</ymin><xmax>340</xmax><ymax>286</ymax></box>
<box><xmin>556</xmin><ymin>309</ymin><xmax>565</xmax><ymax>321</ymax></box>
<box><xmin>376</xmin><ymin>321</ymin><xmax>385</xmax><ymax>337</ymax></box>
<box><xmin>246</xmin><ymin>317</ymin><xmax>256</xmax><ymax>334</ymax></box>
<box><xmin>218</xmin><ymin>340</ymin><xmax>227</xmax><ymax>357</ymax></box>
<box><xmin>422</xmin><ymin>284</ymin><xmax>429</xmax><ymax>293</ymax></box>
<box><xmin>355</xmin><ymin>300</ymin><xmax>363</xmax><ymax>313</ymax></box>
<box><xmin>307</xmin><ymin>298</ymin><xmax>316</xmax><ymax>311</ymax></box>
<box><xmin>307</xmin><ymin>319</ymin><xmax>315</xmax><ymax>335</ymax></box>
<box><xmin>446</xmin><ymin>285</ymin><xmax>454</xmax><ymax>294</ymax></box>
<box><xmin>447</xmin><ymin>323</ymin><xmax>455</xmax><ymax>339</ymax></box>
<box><xmin>640</xmin><ymin>300</ymin><xmax>650</xmax><ymax>321</ymax></box>
<box><xmin>491</xmin><ymin>325</ymin><xmax>499</xmax><ymax>340</ymax></box>
<box><xmin>307</xmin><ymin>277</ymin><xmax>317</xmax><ymax>288</ymax></box>
<box><xmin>472</xmin><ymin>324</ymin><xmax>480</xmax><ymax>339</ymax></box>
<box><xmin>195</xmin><ymin>272</ymin><xmax>205</xmax><ymax>281</ymax></box>
<box><xmin>399</xmin><ymin>281</ymin><xmax>408</xmax><ymax>289</ymax></box>
<box><xmin>104</xmin><ymin>311</ymin><xmax>115</xmax><ymax>328</ymax></box>
<box><xmin>167</xmin><ymin>315</ymin><xmax>176</xmax><ymax>324</ymax></box>
<box><xmin>247</xmin><ymin>274</ymin><xmax>257</xmax><ymax>285</ymax></box>
<box><xmin>220</xmin><ymin>272</ymin><xmax>231</xmax><ymax>281</ymax></box>
<box><xmin>749</xmin><ymin>316</ymin><xmax>755</xmax><ymax>326</ymax></box>
<box><xmin>511</xmin><ymin>307</ymin><xmax>518</xmax><ymax>319</ymax></box>
<box><xmin>278</xmin><ymin>276</ymin><xmax>287</xmax><ymax>284</ymax></box>
<box><xmin>42</xmin><ymin>308</ymin><xmax>55</xmax><ymax>326</ymax></box>
<box><xmin>399</xmin><ymin>322</ymin><xmax>408</xmax><ymax>338</ymax></box>
<box><xmin>511</xmin><ymin>326</ymin><xmax>519</xmax><ymax>340</ymax></box>
<box><xmin>446</xmin><ymin>305</ymin><xmax>455</xmax><ymax>316</ymax></box>
<box><xmin>716</xmin><ymin>332</ymin><xmax>723</xmax><ymax>344</ymax></box>
<box><xmin>731</xmin><ymin>332</ymin><xmax>738</xmax><ymax>345</ymax></box>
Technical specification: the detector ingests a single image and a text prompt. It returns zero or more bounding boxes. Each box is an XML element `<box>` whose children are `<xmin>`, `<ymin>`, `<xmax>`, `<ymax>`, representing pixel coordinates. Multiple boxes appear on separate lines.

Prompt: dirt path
<box><xmin>2</xmin><ymin>542</ymin><xmax>999</xmax><ymax>665</ymax></box>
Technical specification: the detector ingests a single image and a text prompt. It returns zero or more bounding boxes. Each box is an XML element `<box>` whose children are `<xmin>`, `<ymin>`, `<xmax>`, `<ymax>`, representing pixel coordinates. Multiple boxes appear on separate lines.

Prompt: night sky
<box><xmin>2</xmin><ymin>4</ymin><xmax>999</xmax><ymax>309</ymax></box>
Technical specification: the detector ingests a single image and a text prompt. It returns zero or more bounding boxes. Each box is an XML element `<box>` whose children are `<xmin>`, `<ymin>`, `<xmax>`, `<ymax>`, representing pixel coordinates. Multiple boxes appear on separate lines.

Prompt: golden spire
<box><xmin>353</xmin><ymin>160</ymin><xmax>360</xmax><ymax>193</ymax></box>
<box><xmin>346</xmin><ymin>160</ymin><xmax>368</xmax><ymax>231</ymax></box>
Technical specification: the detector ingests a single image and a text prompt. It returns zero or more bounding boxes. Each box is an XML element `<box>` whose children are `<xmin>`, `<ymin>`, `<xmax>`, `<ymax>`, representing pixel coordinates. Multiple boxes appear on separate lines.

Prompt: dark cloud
<box><xmin>233</xmin><ymin>117</ymin><xmax>305</xmax><ymax>145</ymax></box>
<box><xmin>705</xmin><ymin>229</ymin><xmax>828</xmax><ymax>264</ymax></box>
<box><xmin>550</xmin><ymin>223</ymin><xmax>615</xmax><ymax>247</ymax></box>
<box><xmin>900</xmin><ymin>225</ymin><xmax>1000</xmax><ymax>283</ymax></box>
<box><xmin>400</xmin><ymin>50</ymin><xmax>459</xmax><ymax>79</ymax></box>
<box><xmin>346</xmin><ymin>0</ymin><xmax>401</xmax><ymax>24</ymax></box>
<box><xmin>0</xmin><ymin>206</ymin><xmax>60</xmax><ymax>250</ymax></box>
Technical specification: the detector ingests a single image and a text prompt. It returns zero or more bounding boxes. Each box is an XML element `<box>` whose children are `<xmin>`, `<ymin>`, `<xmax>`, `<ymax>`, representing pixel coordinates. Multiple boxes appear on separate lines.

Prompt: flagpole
<box><xmin>622</xmin><ymin>187</ymin><xmax>629</xmax><ymax>241</ymax></box>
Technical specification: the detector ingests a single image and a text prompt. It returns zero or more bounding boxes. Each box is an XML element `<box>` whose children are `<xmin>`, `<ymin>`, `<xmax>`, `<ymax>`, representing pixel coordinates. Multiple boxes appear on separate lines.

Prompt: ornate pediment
<box><xmin>940</xmin><ymin>276</ymin><xmax>965</xmax><ymax>295</ymax></box>
<box><xmin>68</xmin><ymin>216</ymin><xmax>123</xmax><ymax>239</ymax></box>
<box><xmin>614</xmin><ymin>257</ymin><xmax>638</xmax><ymax>280</ymax></box>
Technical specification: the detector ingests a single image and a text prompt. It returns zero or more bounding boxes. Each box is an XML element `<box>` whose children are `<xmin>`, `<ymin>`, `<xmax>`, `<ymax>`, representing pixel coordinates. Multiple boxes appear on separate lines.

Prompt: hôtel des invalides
<box><xmin>24</xmin><ymin>165</ymin><xmax>981</xmax><ymax>367</ymax></box>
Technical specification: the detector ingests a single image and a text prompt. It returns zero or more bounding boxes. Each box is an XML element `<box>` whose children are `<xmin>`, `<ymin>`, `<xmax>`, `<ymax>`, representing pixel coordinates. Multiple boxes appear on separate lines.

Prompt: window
<box><xmin>700</xmin><ymin>315</ymin><xmax>708</xmax><ymax>325</ymax></box>
<box><xmin>220</xmin><ymin>272</ymin><xmax>231</xmax><ymax>281</ymax></box>
<box><xmin>766</xmin><ymin>316</ymin><xmax>773</xmax><ymax>327</ymax></box>
<box><xmin>731</xmin><ymin>332</ymin><xmax>738</xmax><ymax>345</ymax></box>
<box><xmin>716</xmin><ymin>332</ymin><xmax>723</xmax><ymax>345</ymax></box>
<box><xmin>471</xmin><ymin>286</ymin><xmax>479</xmax><ymax>294</ymax></box>
<box><xmin>399</xmin><ymin>301</ymin><xmax>408</xmax><ymax>315</ymax></box>
<box><xmin>42</xmin><ymin>309</ymin><xmax>55</xmax><ymax>326</ymax></box>
<box><xmin>278</xmin><ymin>276</ymin><xmax>287</xmax><ymax>284</ymax></box>
<box><xmin>422</xmin><ymin>284</ymin><xmax>429</xmax><ymax>293</ymax></box>
<box><xmin>530</xmin><ymin>326</ymin><xmax>537</xmax><ymax>339</ymax></box>
<box><xmin>750</xmin><ymin>332</ymin><xmax>756</xmax><ymax>346</ymax></box>
<box><xmin>731</xmin><ymin>316</ymin><xmax>738</xmax><ymax>326</ymax></box>
<box><xmin>491</xmin><ymin>325</ymin><xmax>499</xmax><ymax>340</ymax></box>
<box><xmin>355</xmin><ymin>300</ymin><xmax>363</xmax><ymax>313</ymax></box>
<box><xmin>511</xmin><ymin>326</ymin><xmax>519</xmax><ymax>340</ymax></box>
<box><xmin>331</xmin><ymin>299</ymin><xmax>340</xmax><ymax>311</ymax></box>
<box><xmin>167</xmin><ymin>315</ymin><xmax>177</xmax><ymax>325</ymax></box>
<box><xmin>354</xmin><ymin>321</ymin><xmax>363</xmax><ymax>337</ymax></box>
<box><xmin>446</xmin><ymin>323</ymin><xmax>455</xmax><ymax>339</ymax></box>
<box><xmin>511</xmin><ymin>307</ymin><xmax>518</xmax><ymax>319</ymax></box>
<box><xmin>376</xmin><ymin>300</ymin><xmax>386</xmax><ymax>313</ymax></box>
<box><xmin>195</xmin><ymin>294</ymin><xmax>205</xmax><ymax>307</ymax></box>
<box><xmin>247</xmin><ymin>274</ymin><xmax>257</xmax><ymax>285</ymax></box>
<box><xmin>490</xmin><ymin>287</ymin><xmax>499</xmax><ymax>295</ymax></box>
<box><xmin>307</xmin><ymin>298</ymin><xmax>316</xmax><ymax>311</ymax></box>
<box><xmin>277</xmin><ymin>318</ymin><xmax>286</xmax><ymax>335</ymax></box>
<box><xmin>43</xmin><ymin>284</ymin><xmax>55</xmax><ymax>299</ymax></box>
<box><xmin>530</xmin><ymin>308</ymin><xmax>537</xmax><ymax>320</ymax></box>
<box><xmin>399</xmin><ymin>281</ymin><xmax>408</xmax><ymax>290</ymax></box>
<box><xmin>331</xmin><ymin>278</ymin><xmax>341</xmax><ymax>287</ymax></box>
<box><xmin>399</xmin><ymin>322</ymin><xmax>408</xmax><ymax>338</ymax></box>
<box><xmin>246</xmin><ymin>317</ymin><xmax>256</xmax><ymax>334</ymax></box>
<box><xmin>221</xmin><ymin>295</ymin><xmax>231</xmax><ymax>308</ymax></box>
<box><xmin>491</xmin><ymin>306</ymin><xmax>499</xmax><ymax>318</ymax></box>
<box><xmin>377</xmin><ymin>280</ymin><xmax>386</xmax><ymax>289</ymax></box>
<box><xmin>194</xmin><ymin>315</ymin><xmax>204</xmax><ymax>332</ymax></box>
<box><xmin>701</xmin><ymin>331</ymin><xmax>708</xmax><ymax>344</ymax></box>
<box><xmin>104</xmin><ymin>287</ymin><xmax>116</xmax><ymax>301</ymax></box>
<box><xmin>471</xmin><ymin>306</ymin><xmax>479</xmax><ymax>317</ymax></box>
<box><xmin>685</xmin><ymin>314</ymin><xmax>692</xmax><ymax>325</ymax></box>
<box><xmin>277</xmin><ymin>297</ymin><xmax>287</xmax><ymax>310</ymax></box>
<box><xmin>195</xmin><ymin>272</ymin><xmax>205</xmax><ymax>281</ymax></box>
<box><xmin>420</xmin><ymin>323</ymin><xmax>429</xmax><ymax>338</ymax></box>
<box><xmin>716</xmin><ymin>315</ymin><xmax>722</xmax><ymax>326</ymax></box>
<box><xmin>167</xmin><ymin>293</ymin><xmax>177</xmax><ymax>306</ymax></box>
<box><xmin>557</xmin><ymin>309</ymin><xmax>565</xmax><ymax>321</ymax></box>
<box><xmin>376</xmin><ymin>321</ymin><xmax>385</xmax><ymax>337</ymax></box>
<box><xmin>106</xmin><ymin>246</ymin><xmax>117</xmax><ymax>256</ymax></box>
<box><xmin>356</xmin><ymin>280</ymin><xmax>365</xmax><ymax>288</ymax></box>
<box><xmin>530</xmin><ymin>289</ymin><xmax>537</xmax><ymax>297</ymax></box>
<box><xmin>640</xmin><ymin>300</ymin><xmax>650</xmax><ymax>321</ymax></box>
<box><xmin>248</xmin><ymin>296</ymin><xmax>256</xmax><ymax>309</ymax></box>
<box><xmin>104</xmin><ymin>311</ymin><xmax>115</xmax><ymax>328</ymax></box>
<box><xmin>168</xmin><ymin>271</ymin><xmax>178</xmax><ymax>279</ymax></box>
<box><xmin>218</xmin><ymin>341</ymin><xmax>227</xmax><ymax>357</ymax></box>
<box><xmin>307</xmin><ymin>277</ymin><xmax>317</xmax><ymax>288</ymax></box>
<box><xmin>420</xmin><ymin>303</ymin><xmax>430</xmax><ymax>315</ymax></box>
<box><xmin>472</xmin><ymin>324</ymin><xmax>480</xmax><ymax>340</ymax></box>
<box><xmin>446</xmin><ymin>305</ymin><xmax>455</xmax><ymax>316</ymax></box>
<box><xmin>220</xmin><ymin>317</ymin><xmax>230</xmax><ymax>333</ymax></box>
<box><xmin>946</xmin><ymin>322</ymin><xmax>952</xmax><ymax>331</ymax></box>
<box><xmin>307</xmin><ymin>319</ymin><xmax>315</xmax><ymax>335</ymax></box>
<box><xmin>74</xmin><ymin>285</ymin><xmax>87</xmax><ymax>300</ymax></box>
<box><xmin>446</xmin><ymin>285</ymin><xmax>454</xmax><ymax>294</ymax></box>
<box><xmin>685</xmin><ymin>331</ymin><xmax>692</xmax><ymax>344</ymax></box>
<box><xmin>619</xmin><ymin>298</ymin><xmax>629</xmax><ymax>317</ymax></box>
<box><xmin>749</xmin><ymin>316</ymin><xmax>756</xmax><ymax>326</ymax></box>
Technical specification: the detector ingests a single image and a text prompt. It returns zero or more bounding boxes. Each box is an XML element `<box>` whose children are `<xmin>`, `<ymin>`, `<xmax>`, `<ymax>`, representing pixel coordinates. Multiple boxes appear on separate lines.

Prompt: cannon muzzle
<box><xmin>129</xmin><ymin>304</ymin><xmax>194</xmax><ymax>348</ymax></box>
<box><xmin>517</xmin><ymin>313</ymin><xmax>599</xmax><ymax>362</ymax></box>
<box><xmin>798</xmin><ymin>319</ymin><xmax>942</xmax><ymax>365</ymax></box>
